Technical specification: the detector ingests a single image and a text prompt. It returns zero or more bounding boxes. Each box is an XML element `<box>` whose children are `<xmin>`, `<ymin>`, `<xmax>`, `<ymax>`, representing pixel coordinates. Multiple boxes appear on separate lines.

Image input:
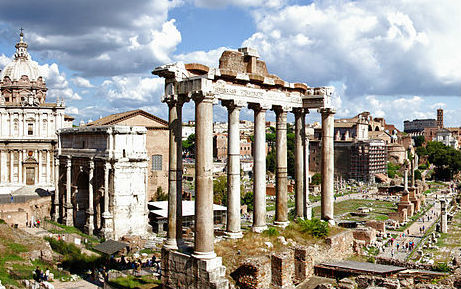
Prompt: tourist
<box><xmin>34</xmin><ymin>266</ymin><xmax>41</xmax><ymax>281</ymax></box>
<box><xmin>44</xmin><ymin>268</ymin><xmax>50</xmax><ymax>281</ymax></box>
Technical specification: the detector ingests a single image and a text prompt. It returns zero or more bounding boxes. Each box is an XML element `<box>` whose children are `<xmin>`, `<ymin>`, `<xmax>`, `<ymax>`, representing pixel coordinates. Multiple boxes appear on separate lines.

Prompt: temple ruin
<box><xmin>153</xmin><ymin>47</ymin><xmax>335</xmax><ymax>289</ymax></box>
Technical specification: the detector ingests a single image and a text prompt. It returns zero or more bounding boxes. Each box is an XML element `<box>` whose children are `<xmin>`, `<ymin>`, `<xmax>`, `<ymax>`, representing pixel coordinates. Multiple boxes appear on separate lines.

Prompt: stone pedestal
<box><xmin>398</xmin><ymin>194</ymin><xmax>414</xmax><ymax>219</ymax></box>
<box><xmin>409</xmin><ymin>187</ymin><xmax>421</xmax><ymax>212</ymax></box>
<box><xmin>102</xmin><ymin>212</ymin><xmax>114</xmax><ymax>240</ymax></box>
<box><xmin>64</xmin><ymin>203</ymin><xmax>73</xmax><ymax>227</ymax></box>
<box><xmin>85</xmin><ymin>210</ymin><xmax>94</xmax><ymax>235</ymax></box>
<box><xmin>294</xmin><ymin>247</ymin><xmax>312</xmax><ymax>284</ymax></box>
<box><xmin>162</xmin><ymin>248</ymin><xmax>229</xmax><ymax>289</ymax></box>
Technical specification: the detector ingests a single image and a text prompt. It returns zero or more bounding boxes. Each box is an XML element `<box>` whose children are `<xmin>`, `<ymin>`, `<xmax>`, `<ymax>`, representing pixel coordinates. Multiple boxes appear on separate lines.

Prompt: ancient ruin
<box><xmin>55</xmin><ymin>126</ymin><xmax>149</xmax><ymax>240</ymax></box>
<box><xmin>153</xmin><ymin>47</ymin><xmax>335</xmax><ymax>289</ymax></box>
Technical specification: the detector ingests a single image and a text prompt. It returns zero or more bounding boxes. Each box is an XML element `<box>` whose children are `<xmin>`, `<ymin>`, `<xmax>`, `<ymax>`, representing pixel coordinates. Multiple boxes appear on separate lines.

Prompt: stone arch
<box><xmin>368</xmin><ymin>125</ymin><xmax>373</xmax><ymax>131</ymax></box>
<box><xmin>375</xmin><ymin>126</ymin><xmax>380</xmax><ymax>131</ymax></box>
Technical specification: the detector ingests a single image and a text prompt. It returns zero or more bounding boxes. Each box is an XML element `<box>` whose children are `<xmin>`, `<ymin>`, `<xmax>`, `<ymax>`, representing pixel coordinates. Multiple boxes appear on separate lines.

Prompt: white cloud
<box><xmin>0</xmin><ymin>54</ymin><xmax>11</xmax><ymax>68</ymax></box>
<box><xmin>174</xmin><ymin>47</ymin><xmax>228</xmax><ymax>67</ymax></box>
<box><xmin>71</xmin><ymin>76</ymin><xmax>94</xmax><ymax>88</ymax></box>
<box><xmin>65</xmin><ymin>106</ymin><xmax>79</xmax><ymax>115</ymax></box>
<box><xmin>243</xmin><ymin>0</ymin><xmax>461</xmax><ymax>98</ymax></box>
<box><xmin>101</xmin><ymin>75</ymin><xmax>164</xmax><ymax>102</ymax></box>
<box><xmin>192</xmin><ymin>0</ymin><xmax>285</xmax><ymax>9</ymax></box>
<box><xmin>40</xmin><ymin>63</ymin><xmax>82</xmax><ymax>100</ymax></box>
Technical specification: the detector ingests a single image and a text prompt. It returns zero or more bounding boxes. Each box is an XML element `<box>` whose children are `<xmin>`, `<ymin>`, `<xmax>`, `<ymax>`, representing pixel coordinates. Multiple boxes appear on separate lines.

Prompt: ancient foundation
<box><xmin>161</xmin><ymin>248</ymin><xmax>228</xmax><ymax>289</ymax></box>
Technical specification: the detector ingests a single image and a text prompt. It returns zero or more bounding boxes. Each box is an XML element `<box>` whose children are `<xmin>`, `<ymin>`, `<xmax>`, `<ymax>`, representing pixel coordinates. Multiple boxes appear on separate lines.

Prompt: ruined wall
<box><xmin>0</xmin><ymin>196</ymin><xmax>51</xmax><ymax>227</ymax></box>
<box><xmin>231</xmin><ymin>230</ymin><xmax>355</xmax><ymax>289</ymax></box>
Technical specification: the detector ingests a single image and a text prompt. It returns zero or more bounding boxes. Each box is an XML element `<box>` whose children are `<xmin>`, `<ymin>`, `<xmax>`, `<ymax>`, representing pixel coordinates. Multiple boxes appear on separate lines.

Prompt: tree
<box><xmin>413</xmin><ymin>135</ymin><xmax>426</xmax><ymax>147</ymax></box>
<box><xmin>311</xmin><ymin>173</ymin><xmax>322</xmax><ymax>185</ymax></box>
<box><xmin>241</xmin><ymin>191</ymin><xmax>254</xmax><ymax>211</ymax></box>
<box><xmin>182</xmin><ymin>133</ymin><xmax>195</xmax><ymax>157</ymax></box>
<box><xmin>213</xmin><ymin>175</ymin><xmax>227</xmax><ymax>205</ymax></box>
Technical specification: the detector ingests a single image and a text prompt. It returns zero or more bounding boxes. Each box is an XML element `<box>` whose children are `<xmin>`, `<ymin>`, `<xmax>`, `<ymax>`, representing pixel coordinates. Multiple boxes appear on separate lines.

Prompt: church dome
<box><xmin>0</xmin><ymin>32</ymin><xmax>43</xmax><ymax>82</ymax></box>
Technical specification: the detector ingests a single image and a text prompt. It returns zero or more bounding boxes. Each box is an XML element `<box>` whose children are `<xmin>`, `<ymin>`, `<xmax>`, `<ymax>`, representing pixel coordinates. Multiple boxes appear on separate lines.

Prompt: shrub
<box><xmin>434</xmin><ymin>262</ymin><xmax>451</xmax><ymax>273</ymax></box>
<box><xmin>297</xmin><ymin>218</ymin><xmax>329</xmax><ymax>237</ymax></box>
<box><xmin>0</xmin><ymin>219</ymin><xmax>6</xmax><ymax>224</ymax></box>
<box><xmin>153</xmin><ymin>187</ymin><xmax>167</xmax><ymax>201</ymax></box>
<box><xmin>262</xmin><ymin>227</ymin><xmax>279</xmax><ymax>237</ymax></box>
<box><xmin>311</xmin><ymin>173</ymin><xmax>322</xmax><ymax>185</ymax></box>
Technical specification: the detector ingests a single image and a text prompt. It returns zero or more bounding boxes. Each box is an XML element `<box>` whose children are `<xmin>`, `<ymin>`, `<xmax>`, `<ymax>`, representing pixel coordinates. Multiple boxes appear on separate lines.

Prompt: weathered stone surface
<box><xmin>338</xmin><ymin>277</ymin><xmax>356</xmax><ymax>289</ymax></box>
<box><xmin>271</xmin><ymin>252</ymin><xmax>294</xmax><ymax>289</ymax></box>
<box><xmin>162</xmin><ymin>248</ymin><xmax>229</xmax><ymax>289</ymax></box>
<box><xmin>353</xmin><ymin>228</ymin><xmax>377</xmax><ymax>245</ymax></box>
<box><xmin>315</xmin><ymin>284</ymin><xmax>335</xmax><ymax>289</ymax></box>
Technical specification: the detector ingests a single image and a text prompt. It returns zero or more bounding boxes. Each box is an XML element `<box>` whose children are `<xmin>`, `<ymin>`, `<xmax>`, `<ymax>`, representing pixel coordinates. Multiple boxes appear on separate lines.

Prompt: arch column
<box><xmin>320</xmin><ymin>107</ymin><xmax>335</xmax><ymax>224</ymax></box>
<box><xmin>250</xmin><ymin>104</ymin><xmax>270</xmax><ymax>232</ymax></box>
<box><xmin>18</xmin><ymin>150</ymin><xmax>23</xmax><ymax>184</ymax></box>
<box><xmin>294</xmin><ymin>108</ymin><xmax>305</xmax><ymax>219</ymax></box>
<box><xmin>164</xmin><ymin>97</ymin><xmax>184</xmax><ymax>249</ymax></box>
<box><xmin>102</xmin><ymin>162</ymin><xmax>113</xmax><ymax>239</ymax></box>
<box><xmin>192</xmin><ymin>93</ymin><xmax>216</xmax><ymax>259</ymax></box>
<box><xmin>274</xmin><ymin>106</ymin><xmax>290</xmax><ymax>227</ymax></box>
<box><xmin>53</xmin><ymin>158</ymin><xmax>60</xmax><ymax>222</ymax></box>
<box><xmin>64</xmin><ymin>156</ymin><xmax>73</xmax><ymax>226</ymax></box>
<box><xmin>9</xmin><ymin>150</ymin><xmax>14</xmax><ymax>183</ymax></box>
<box><xmin>223</xmin><ymin>100</ymin><xmax>244</xmax><ymax>239</ymax></box>
<box><xmin>85</xmin><ymin>158</ymin><xmax>95</xmax><ymax>235</ymax></box>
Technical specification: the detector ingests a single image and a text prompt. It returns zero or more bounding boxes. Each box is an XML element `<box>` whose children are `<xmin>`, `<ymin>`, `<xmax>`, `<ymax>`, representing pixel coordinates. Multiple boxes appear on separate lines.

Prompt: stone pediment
<box><xmin>23</xmin><ymin>157</ymin><xmax>37</xmax><ymax>164</ymax></box>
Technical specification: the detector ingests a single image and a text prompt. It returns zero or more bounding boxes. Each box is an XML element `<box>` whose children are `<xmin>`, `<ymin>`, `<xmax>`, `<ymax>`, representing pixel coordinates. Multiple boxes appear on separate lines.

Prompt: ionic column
<box><xmin>64</xmin><ymin>157</ymin><xmax>73</xmax><ymax>226</ymax></box>
<box><xmin>53</xmin><ymin>158</ymin><xmax>60</xmax><ymax>222</ymax></box>
<box><xmin>303</xmin><ymin>122</ymin><xmax>312</xmax><ymax>220</ymax></box>
<box><xmin>224</xmin><ymin>100</ymin><xmax>244</xmax><ymax>238</ymax></box>
<box><xmin>18</xmin><ymin>150</ymin><xmax>23</xmax><ymax>184</ymax></box>
<box><xmin>294</xmin><ymin>108</ymin><xmax>305</xmax><ymax>219</ymax></box>
<box><xmin>274</xmin><ymin>106</ymin><xmax>289</xmax><ymax>227</ymax></box>
<box><xmin>46</xmin><ymin>150</ymin><xmax>51</xmax><ymax>184</ymax></box>
<box><xmin>9</xmin><ymin>150</ymin><xmax>14</xmax><ymax>183</ymax></box>
<box><xmin>251</xmin><ymin>104</ymin><xmax>269</xmax><ymax>232</ymax></box>
<box><xmin>102</xmin><ymin>162</ymin><xmax>113</xmax><ymax>239</ymax></box>
<box><xmin>164</xmin><ymin>97</ymin><xmax>184</xmax><ymax>249</ymax></box>
<box><xmin>320</xmin><ymin>108</ymin><xmax>335</xmax><ymax>224</ymax></box>
<box><xmin>86</xmin><ymin>158</ymin><xmax>94</xmax><ymax>235</ymax></box>
<box><xmin>37</xmin><ymin>150</ymin><xmax>42</xmax><ymax>184</ymax></box>
<box><xmin>192</xmin><ymin>94</ymin><xmax>216</xmax><ymax>259</ymax></box>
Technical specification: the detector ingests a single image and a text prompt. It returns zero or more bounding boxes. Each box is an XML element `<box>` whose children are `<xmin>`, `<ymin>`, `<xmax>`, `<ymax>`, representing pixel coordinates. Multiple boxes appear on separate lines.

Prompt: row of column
<box><xmin>164</xmin><ymin>93</ymin><xmax>336</xmax><ymax>259</ymax></box>
<box><xmin>0</xmin><ymin>149</ymin><xmax>53</xmax><ymax>184</ymax></box>
<box><xmin>55</xmin><ymin>156</ymin><xmax>113</xmax><ymax>238</ymax></box>
<box><xmin>0</xmin><ymin>111</ymin><xmax>61</xmax><ymax>137</ymax></box>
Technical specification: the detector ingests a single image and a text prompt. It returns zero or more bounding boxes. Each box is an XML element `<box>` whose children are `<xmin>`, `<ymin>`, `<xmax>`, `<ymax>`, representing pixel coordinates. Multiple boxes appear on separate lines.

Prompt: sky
<box><xmin>0</xmin><ymin>0</ymin><xmax>460</xmax><ymax>130</ymax></box>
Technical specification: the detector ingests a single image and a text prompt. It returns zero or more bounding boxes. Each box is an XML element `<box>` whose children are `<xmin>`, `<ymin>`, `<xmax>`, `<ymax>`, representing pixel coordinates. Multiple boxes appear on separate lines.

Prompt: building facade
<box><xmin>0</xmin><ymin>32</ymin><xmax>72</xmax><ymax>189</ymax></box>
<box><xmin>86</xmin><ymin>110</ymin><xmax>169</xmax><ymax>201</ymax></box>
<box><xmin>55</xmin><ymin>126</ymin><xmax>148</xmax><ymax>240</ymax></box>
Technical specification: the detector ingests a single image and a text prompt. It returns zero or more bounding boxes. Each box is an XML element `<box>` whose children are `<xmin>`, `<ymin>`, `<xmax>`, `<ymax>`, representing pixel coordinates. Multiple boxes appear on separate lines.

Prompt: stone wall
<box><xmin>0</xmin><ymin>196</ymin><xmax>51</xmax><ymax>227</ymax></box>
<box><xmin>365</xmin><ymin>220</ymin><xmax>386</xmax><ymax>233</ymax></box>
<box><xmin>161</xmin><ymin>248</ymin><xmax>229</xmax><ymax>289</ymax></box>
<box><xmin>231</xmin><ymin>230</ymin><xmax>355</xmax><ymax>289</ymax></box>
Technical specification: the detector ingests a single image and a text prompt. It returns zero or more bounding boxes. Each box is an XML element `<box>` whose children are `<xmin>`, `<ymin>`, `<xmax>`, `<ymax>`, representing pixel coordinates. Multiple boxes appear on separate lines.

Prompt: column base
<box><xmin>304</xmin><ymin>206</ymin><xmax>312</xmax><ymax>220</ymax></box>
<box><xmin>327</xmin><ymin>219</ymin><xmax>336</xmax><ymax>226</ymax></box>
<box><xmin>191</xmin><ymin>251</ymin><xmax>217</xmax><ymax>260</ymax></box>
<box><xmin>251</xmin><ymin>225</ymin><xmax>268</xmax><ymax>233</ymax></box>
<box><xmin>274</xmin><ymin>221</ymin><xmax>290</xmax><ymax>228</ymax></box>
<box><xmin>164</xmin><ymin>239</ymin><xmax>179</xmax><ymax>250</ymax></box>
<box><xmin>224</xmin><ymin>231</ymin><xmax>243</xmax><ymax>239</ymax></box>
<box><xmin>101</xmin><ymin>227</ymin><xmax>113</xmax><ymax>240</ymax></box>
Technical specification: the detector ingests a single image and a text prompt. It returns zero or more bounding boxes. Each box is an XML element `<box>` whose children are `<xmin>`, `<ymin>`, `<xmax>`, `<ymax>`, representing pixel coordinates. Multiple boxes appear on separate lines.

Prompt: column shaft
<box><xmin>53</xmin><ymin>158</ymin><xmax>60</xmax><ymax>222</ymax></box>
<box><xmin>274</xmin><ymin>108</ymin><xmax>288</xmax><ymax>226</ymax></box>
<box><xmin>9</xmin><ymin>150</ymin><xmax>13</xmax><ymax>183</ymax></box>
<box><xmin>294</xmin><ymin>110</ymin><xmax>304</xmax><ymax>219</ymax></box>
<box><xmin>303</xmin><ymin>125</ymin><xmax>311</xmax><ymax>219</ymax></box>
<box><xmin>193</xmin><ymin>96</ymin><xmax>216</xmax><ymax>259</ymax></box>
<box><xmin>252</xmin><ymin>106</ymin><xmax>267</xmax><ymax>232</ymax></box>
<box><xmin>86</xmin><ymin>159</ymin><xmax>94</xmax><ymax>235</ymax></box>
<box><xmin>65</xmin><ymin>157</ymin><xmax>73</xmax><ymax>226</ymax></box>
<box><xmin>18</xmin><ymin>150</ymin><xmax>23</xmax><ymax>184</ymax></box>
<box><xmin>165</xmin><ymin>101</ymin><xmax>184</xmax><ymax>249</ymax></box>
<box><xmin>225</xmin><ymin>103</ymin><xmax>242</xmax><ymax>238</ymax></box>
<box><xmin>320</xmin><ymin>108</ymin><xmax>335</xmax><ymax>224</ymax></box>
<box><xmin>102</xmin><ymin>162</ymin><xmax>113</xmax><ymax>239</ymax></box>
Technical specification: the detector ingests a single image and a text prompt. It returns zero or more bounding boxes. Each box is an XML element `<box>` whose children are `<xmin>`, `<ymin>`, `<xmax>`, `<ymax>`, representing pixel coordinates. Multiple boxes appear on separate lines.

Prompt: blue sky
<box><xmin>0</xmin><ymin>0</ymin><xmax>460</xmax><ymax>129</ymax></box>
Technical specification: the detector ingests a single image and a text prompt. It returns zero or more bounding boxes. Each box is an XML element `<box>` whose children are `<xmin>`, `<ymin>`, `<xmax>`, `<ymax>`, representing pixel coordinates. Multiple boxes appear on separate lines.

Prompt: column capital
<box><xmin>191</xmin><ymin>91</ymin><xmax>217</xmax><ymax>104</ymax></box>
<box><xmin>104</xmin><ymin>161</ymin><xmax>112</xmax><ymax>170</ymax></box>
<box><xmin>65</xmin><ymin>156</ymin><xmax>72</xmax><ymax>167</ymax></box>
<box><xmin>248</xmin><ymin>103</ymin><xmax>271</xmax><ymax>112</ymax></box>
<box><xmin>163</xmin><ymin>94</ymin><xmax>187</xmax><ymax>107</ymax></box>
<box><xmin>273</xmin><ymin>105</ymin><xmax>292</xmax><ymax>114</ymax></box>
<box><xmin>88</xmin><ymin>158</ymin><xmax>94</xmax><ymax>170</ymax></box>
<box><xmin>221</xmin><ymin>99</ymin><xmax>246</xmax><ymax>111</ymax></box>
<box><xmin>293</xmin><ymin>107</ymin><xmax>309</xmax><ymax>116</ymax></box>
<box><xmin>318</xmin><ymin>107</ymin><xmax>336</xmax><ymax>115</ymax></box>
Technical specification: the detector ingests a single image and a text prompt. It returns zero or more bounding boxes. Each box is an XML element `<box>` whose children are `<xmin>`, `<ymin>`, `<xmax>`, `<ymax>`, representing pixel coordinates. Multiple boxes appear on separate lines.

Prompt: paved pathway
<box><xmin>377</xmin><ymin>194</ymin><xmax>441</xmax><ymax>261</ymax></box>
<box><xmin>53</xmin><ymin>279</ymin><xmax>102</xmax><ymax>289</ymax></box>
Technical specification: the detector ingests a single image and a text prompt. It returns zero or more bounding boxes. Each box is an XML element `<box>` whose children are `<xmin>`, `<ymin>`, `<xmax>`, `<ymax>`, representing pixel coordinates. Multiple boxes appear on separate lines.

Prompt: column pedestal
<box><xmin>64</xmin><ymin>203</ymin><xmax>73</xmax><ymax>227</ymax></box>
<box><xmin>102</xmin><ymin>212</ymin><xmax>114</xmax><ymax>239</ymax></box>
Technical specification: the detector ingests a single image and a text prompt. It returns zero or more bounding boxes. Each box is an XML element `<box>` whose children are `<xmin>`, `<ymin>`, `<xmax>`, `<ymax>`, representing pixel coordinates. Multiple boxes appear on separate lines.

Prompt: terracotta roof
<box><xmin>64</xmin><ymin>114</ymin><xmax>74</xmax><ymax>120</ymax></box>
<box><xmin>86</xmin><ymin>109</ymin><xmax>168</xmax><ymax>127</ymax></box>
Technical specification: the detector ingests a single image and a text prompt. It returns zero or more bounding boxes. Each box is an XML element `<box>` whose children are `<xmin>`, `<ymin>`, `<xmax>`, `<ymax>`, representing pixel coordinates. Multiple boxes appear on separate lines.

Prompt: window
<box><xmin>152</xmin><ymin>155</ymin><xmax>162</xmax><ymax>171</ymax></box>
<box><xmin>28</xmin><ymin>123</ymin><xmax>33</xmax><ymax>135</ymax></box>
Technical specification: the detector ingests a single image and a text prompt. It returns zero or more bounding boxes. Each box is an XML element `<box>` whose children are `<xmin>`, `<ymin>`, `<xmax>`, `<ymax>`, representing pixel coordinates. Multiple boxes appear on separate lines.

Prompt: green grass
<box><xmin>44</xmin><ymin>219</ymin><xmax>100</xmax><ymax>243</ymax></box>
<box><xmin>396</xmin><ymin>203</ymin><xmax>434</xmax><ymax>232</ymax></box>
<box><xmin>109</xmin><ymin>275</ymin><xmax>161</xmax><ymax>289</ymax></box>
<box><xmin>312</xmin><ymin>199</ymin><xmax>397</xmax><ymax>222</ymax></box>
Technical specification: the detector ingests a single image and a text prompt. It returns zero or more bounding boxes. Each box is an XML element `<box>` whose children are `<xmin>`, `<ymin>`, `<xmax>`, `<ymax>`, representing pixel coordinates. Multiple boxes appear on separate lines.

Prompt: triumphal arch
<box><xmin>153</xmin><ymin>47</ymin><xmax>335</xmax><ymax>289</ymax></box>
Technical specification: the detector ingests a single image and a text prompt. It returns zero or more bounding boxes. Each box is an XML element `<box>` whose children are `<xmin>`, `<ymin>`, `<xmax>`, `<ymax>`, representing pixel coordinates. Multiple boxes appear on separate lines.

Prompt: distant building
<box><xmin>404</xmin><ymin>119</ymin><xmax>437</xmax><ymax>134</ymax></box>
<box><xmin>87</xmin><ymin>110</ymin><xmax>168</xmax><ymax>201</ymax></box>
<box><xmin>148</xmin><ymin>200</ymin><xmax>227</xmax><ymax>234</ymax></box>
<box><xmin>0</xmin><ymin>32</ymin><xmax>73</xmax><ymax>189</ymax></box>
<box><xmin>435</xmin><ymin>128</ymin><xmax>458</xmax><ymax>149</ymax></box>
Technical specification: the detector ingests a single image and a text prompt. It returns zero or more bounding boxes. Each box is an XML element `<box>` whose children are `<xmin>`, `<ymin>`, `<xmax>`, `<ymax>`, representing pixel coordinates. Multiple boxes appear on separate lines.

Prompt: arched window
<box><xmin>28</xmin><ymin>123</ymin><xmax>33</xmax><ymax>136</ymax></box>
